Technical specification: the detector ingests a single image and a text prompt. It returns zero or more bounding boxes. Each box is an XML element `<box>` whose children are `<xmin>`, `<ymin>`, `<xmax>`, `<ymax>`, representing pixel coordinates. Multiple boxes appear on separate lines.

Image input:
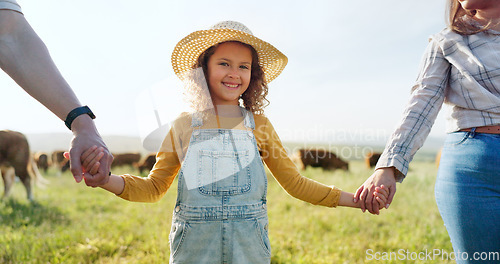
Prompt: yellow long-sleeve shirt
<box><xmin>117</xmin><ymin>111</ymin><xmax>341</xmax><ymax>207</ymax></box>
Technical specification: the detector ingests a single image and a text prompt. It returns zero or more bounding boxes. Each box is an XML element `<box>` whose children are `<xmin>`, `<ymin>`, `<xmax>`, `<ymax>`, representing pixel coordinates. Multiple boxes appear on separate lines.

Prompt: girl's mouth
<box><xmin>223</xmin><ymin>82</ymin><xmax>240</xmax><ymax>89</ymax></box>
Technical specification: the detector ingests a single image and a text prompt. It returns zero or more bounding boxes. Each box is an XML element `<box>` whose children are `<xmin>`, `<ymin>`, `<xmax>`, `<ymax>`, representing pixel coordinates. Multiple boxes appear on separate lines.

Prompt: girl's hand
<box><xmin>374</xmin><ymin>185</ymin><xmax>389</xmax><ymax>210</ymax></box>
<box><xmin>64</xmin><ymin>145</ymin><xmax>104</xmax><ymax>175</ymax></box>
<box><xmin>354</xmin><ymin>167</ymin><xmax>397</xmax><ymax>214</ymax></box>
<box><xmin>81</xmin><ymin>145</ymin><xmax>104</xmax><ymax>175</ymax></box>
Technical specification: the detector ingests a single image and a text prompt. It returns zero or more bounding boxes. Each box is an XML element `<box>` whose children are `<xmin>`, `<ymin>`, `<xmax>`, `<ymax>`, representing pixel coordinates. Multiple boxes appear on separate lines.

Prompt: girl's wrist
<box><xmin>338</xmin><ymin>191</ymin><xmax>359</xmax><ymax>208</ymax></box>
<box><xmin>99</xmin><ymin>174</ymin><xmax>125</xmax><ymax>195</ymax></box>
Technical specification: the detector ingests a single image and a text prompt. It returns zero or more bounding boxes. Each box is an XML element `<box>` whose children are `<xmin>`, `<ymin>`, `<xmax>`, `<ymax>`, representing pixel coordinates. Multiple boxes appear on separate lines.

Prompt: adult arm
<box><xmin>354</xmin><ymin>36</ymin><xmax>450</xmax><ymax>214</ymax></box>
<box><xmin>0</xmin><ymin>9</ymin><xmax>112</xmax><ymax>185</ymax></box>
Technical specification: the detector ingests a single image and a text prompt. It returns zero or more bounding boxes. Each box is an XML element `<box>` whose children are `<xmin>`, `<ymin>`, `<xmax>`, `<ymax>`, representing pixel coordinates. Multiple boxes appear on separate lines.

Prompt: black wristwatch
<box><xmin>65</xmin><ymin>105</ymin><xmax>96</xmax><ymax>130</ymax></box>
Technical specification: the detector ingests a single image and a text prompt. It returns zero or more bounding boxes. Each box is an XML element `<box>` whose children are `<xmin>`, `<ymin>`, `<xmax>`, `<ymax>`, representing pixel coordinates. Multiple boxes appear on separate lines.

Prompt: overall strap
<box><xmin>191</xmin><ymin>112</ymin><xmax>204</xmax><ymax>128</ymax></box>
<box><xmin>191</xmin><ymin>108</ymin><xmax>254</xmax><ymax>129</ymax></box>
<box><xmin>240</xmin><ymin>107</ymin><xmax>255</xmax><ymax>130</ymax></box>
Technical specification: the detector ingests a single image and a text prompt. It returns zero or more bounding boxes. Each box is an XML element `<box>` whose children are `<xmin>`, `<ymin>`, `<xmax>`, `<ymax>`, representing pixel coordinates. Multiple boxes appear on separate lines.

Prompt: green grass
<box><xmin>1</xmin><ymin>161</ymin><xmax>453</xmax><ymax>263</ymax></box>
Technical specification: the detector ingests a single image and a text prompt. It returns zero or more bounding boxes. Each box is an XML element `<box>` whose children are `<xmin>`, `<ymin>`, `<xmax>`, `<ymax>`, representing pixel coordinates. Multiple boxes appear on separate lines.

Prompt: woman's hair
<box><xmin>447</xmin><ymin>0</ymin><xmax>498</xmax><ymax>35</ymax></box>
<box><xmin>193</xmin><ymin>41</ymin><xmax>269</xmax><ymax>115</ymax></box>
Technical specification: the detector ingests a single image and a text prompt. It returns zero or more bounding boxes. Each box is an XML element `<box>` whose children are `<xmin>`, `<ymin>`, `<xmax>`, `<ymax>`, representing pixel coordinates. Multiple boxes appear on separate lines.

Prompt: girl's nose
<box><xmin>227</xmin><ymin>69</ymin><xmax>240</xmax><ymax>79</ymax></box>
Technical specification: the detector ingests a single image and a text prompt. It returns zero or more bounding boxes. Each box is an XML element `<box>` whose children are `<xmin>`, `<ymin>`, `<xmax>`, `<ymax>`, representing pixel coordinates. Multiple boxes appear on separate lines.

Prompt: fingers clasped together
<box><xmin>65</xmin><ymin>143</ymin><xmax>111</xmax><ymax>187</ymax></box>
<box><xmin>354</xmin><ymin>167</ymin><xmax>398</xmax><ymax>215</ymax></box>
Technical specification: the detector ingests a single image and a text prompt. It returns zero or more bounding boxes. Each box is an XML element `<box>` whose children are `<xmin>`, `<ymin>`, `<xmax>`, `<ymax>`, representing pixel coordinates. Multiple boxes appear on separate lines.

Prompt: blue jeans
<box><xmin>435</xmin><ymin>131</ymin><xmax>500</xmax><ymax>263</ymax></box>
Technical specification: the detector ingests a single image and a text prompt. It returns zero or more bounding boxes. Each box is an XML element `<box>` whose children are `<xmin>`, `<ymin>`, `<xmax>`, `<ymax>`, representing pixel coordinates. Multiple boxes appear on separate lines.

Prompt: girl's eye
<box><xmin>240</xmin><ymin>65</ymin><xmax>250</xmax><ymax>70</ymax></box>
<box><xmin>219</xmin><ymin>62</ymin><xmax>229</xmax><ymax>66</ymax></box>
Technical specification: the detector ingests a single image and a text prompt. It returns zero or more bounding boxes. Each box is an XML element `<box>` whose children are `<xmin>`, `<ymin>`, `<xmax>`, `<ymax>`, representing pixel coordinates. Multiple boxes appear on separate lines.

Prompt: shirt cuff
<box><xmin>0</xmin><ymin>1</ymin><xmax>23</xmax><ymax>14</ymax></box>
<box><xmin>375</xmin><ymin>154</ymin><xmax>408</xmax><ymax>183</ymax></box>
<box><xmin>323</xmin><ymin>186</ymin><xmax>341</xmax><ymax>208</ymax></box>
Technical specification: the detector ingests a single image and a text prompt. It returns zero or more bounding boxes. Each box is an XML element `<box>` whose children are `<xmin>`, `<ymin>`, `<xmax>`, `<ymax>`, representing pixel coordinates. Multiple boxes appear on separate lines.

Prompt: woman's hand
<box><xmin>354</xmin><ymin>167</ymin><xmax>397</xmax><ymax>214</ymax></box>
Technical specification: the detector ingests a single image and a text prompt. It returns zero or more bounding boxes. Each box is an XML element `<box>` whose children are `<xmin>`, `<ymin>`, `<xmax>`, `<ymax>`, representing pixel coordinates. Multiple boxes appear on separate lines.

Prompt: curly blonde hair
<box><xmin>447</xmin><ymin>0</ymin><xmax>500</xmax><ymax>35</ymax></box>
<box><xmin>192</xmin><ymin>41</ymin><xmax>269</xmax><ymax>115</ymax></box>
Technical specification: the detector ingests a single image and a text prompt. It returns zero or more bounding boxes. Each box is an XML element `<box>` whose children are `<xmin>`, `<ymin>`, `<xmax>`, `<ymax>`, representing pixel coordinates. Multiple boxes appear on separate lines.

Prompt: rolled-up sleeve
<box><xmin>0</xmin><ymin>0</ymin><xmax>22</xmax><ymax>14</ymax></box>
<box><xmin>376</xmin><ymin>37</ymin><xmax>450</xmax><ymax>181</ymax></box>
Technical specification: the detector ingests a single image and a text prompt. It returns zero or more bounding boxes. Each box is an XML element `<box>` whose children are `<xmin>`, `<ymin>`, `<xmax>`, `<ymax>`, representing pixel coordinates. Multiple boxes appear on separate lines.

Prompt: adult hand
<box><xmin>68</xmin><ymin>116</ymin><xmax>113</xmax><ymax>187</ymax></box>
<box><xmin>0</xmin><ymin>9</ymin><xmax>112</xmax><ymax>185</ymax></box>
<box><xmin>354</xmin><ymin>167</ymin><xmax>397</xmax><ymax>214</ymax></box>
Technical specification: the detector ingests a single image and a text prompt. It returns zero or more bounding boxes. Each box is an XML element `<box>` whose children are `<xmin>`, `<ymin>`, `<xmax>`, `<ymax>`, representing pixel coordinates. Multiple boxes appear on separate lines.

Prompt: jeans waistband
<box><xmin>173</xmin><ymin>202</ymin><xmax>267</xmax><ymax>221</ymax></box>
<box><xmin>460</xmin><ymin>125</ymin><xmax>500</xmax><ymax>134</ymax></box>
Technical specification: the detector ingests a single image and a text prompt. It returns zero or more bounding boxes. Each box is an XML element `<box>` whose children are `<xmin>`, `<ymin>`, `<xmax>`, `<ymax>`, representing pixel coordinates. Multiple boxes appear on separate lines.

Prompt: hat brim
<box><xmin>171</xmin><ymin>28</ymin><xmax>287</xmax><ymax>83</ymax></box>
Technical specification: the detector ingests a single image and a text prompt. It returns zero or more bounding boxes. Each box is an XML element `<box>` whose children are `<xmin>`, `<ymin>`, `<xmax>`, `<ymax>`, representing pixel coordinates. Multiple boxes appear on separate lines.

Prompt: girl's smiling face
<box><xmin>207</xmin><ymin>41</ymin><xmax>252</xmax><ymax>106</ymax></box>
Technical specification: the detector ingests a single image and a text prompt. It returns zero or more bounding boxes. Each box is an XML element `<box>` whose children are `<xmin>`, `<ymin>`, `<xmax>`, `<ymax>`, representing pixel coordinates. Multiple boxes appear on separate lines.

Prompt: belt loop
<box><xmin>468</xmin><ymin>127</ymin><xmax>477</xmax><ymax>138</ymax></box>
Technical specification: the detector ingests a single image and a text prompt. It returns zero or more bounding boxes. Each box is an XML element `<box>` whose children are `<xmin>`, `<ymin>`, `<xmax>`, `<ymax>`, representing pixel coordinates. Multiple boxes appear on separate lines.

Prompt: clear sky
<box><xmin>1</xmin><ymin>0</ymin><xmax>448</xmax><ymax>147</ymax></box>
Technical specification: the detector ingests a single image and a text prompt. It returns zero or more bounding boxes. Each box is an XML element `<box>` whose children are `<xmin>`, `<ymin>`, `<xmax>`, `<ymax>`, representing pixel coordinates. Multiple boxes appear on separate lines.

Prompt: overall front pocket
<box><xmin>197</xmin><ymin>150</ymin><xmax>251</xmax><ymax>196</ymax></box>
<box><xmin>169</xmin><ymin>219</ymin><xmax>190</xmax><ymax>258</ymax></box>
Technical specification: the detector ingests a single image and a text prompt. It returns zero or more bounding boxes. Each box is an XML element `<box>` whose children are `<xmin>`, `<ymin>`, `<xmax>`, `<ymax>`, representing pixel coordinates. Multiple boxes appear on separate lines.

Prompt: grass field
<box><xmin>0</xmin><ymin>159</ymin><xmax>455</xmax><ymax>263</ymax></box>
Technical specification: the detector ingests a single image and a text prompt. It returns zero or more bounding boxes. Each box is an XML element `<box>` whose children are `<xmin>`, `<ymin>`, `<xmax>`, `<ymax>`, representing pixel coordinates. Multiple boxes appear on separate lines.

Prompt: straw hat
<box><xmin>171</xmin><ymin>21</ymin><xmax>288</xmax><ymax>83</ymax></box>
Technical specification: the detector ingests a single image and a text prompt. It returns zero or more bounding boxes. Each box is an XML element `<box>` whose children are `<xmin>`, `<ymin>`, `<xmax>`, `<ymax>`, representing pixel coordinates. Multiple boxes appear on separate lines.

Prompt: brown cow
<box><xmin>137</xmin><ymin>153</ymin><xmax>156</xmax><ymax>174</ymax></box>
<box><xmin>52</xmin><ymin>150</ymin><xmax>70</xmax><ymax>173</ymax></box>
<box><xmin>365</xmin><ymin>152</ymin><xmax>382</xmax><ymax>168</ymax></box>
<box><xmin>0</xmin><ymin>166</ymin><xmax>16</xmax><ymax>197</ymax></box>
<box><xmin>293</xmin><ymin>149</ymin><xmax>348</xmax><ymax>171</ymax></box>
<box><xmin>34</xmin><ymin>152</ymin><xmax>50</xmax><ymax>173</ymax></box>
<box><xmin>0</xmin><ymin>130</ymin><xmax>46</xmax><ymax>200</ymax></box>
<box><xmin>112</xmin><ymin>153</ymin><xmax>141</xmax><ymax>168</ymax></box>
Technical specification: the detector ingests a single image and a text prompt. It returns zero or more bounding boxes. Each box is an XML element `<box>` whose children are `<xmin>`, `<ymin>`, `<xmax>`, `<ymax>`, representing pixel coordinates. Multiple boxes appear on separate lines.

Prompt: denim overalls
<box><xmin>169</xmin><ymin>108</ymin><xmax>271</xmax><ymax>264</ymax></box>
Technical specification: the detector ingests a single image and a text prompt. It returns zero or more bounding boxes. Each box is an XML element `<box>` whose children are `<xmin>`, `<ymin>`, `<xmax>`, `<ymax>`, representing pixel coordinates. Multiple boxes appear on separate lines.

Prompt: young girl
<box><xmin>355</xmin><ymin>1</ymin><xmax>500</xmax><ymax>263</ymax></box>
<box><xmin>80</xmin><ymin>21</ymin><xmax>388</xmax><ymax>263</ymax></box>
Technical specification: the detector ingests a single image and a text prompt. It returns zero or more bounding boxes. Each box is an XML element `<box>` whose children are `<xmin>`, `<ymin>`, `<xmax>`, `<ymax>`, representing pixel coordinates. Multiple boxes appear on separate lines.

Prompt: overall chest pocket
<box><xmin>197</xmin><ymin>150</ymin><xmax>251</xmax><ymax>196</ymax></box>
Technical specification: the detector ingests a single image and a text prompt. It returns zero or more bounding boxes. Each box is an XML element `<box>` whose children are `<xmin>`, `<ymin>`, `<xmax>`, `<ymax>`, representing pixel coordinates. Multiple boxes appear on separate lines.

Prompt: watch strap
<box><xmin>65</xmin><ymin>105</ymin><xmax>96</xmax><ymax>130</ymax></box>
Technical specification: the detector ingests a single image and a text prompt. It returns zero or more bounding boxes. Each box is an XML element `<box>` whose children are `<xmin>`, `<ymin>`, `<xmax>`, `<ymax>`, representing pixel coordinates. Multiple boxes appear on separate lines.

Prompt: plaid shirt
<box><xmin>377</xmin><ymin>27</ymin><xmax>500</xmax><ymax>181</ymax></box>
